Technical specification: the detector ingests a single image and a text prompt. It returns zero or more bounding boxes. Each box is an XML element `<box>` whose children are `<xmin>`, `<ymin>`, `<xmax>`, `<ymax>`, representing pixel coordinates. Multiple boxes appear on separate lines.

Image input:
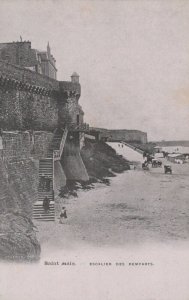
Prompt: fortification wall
<box><xmin>2</xmin><ymin>131</ymin><xmax>31</xmax><ymax>160</ymax></box>
<box><xmin>0</xmin><ymin>61</ymin><xmax>83</xmax><ymax>131</ymax></box>
<box><xmin>0</xmin><ymin>60</ymin><xmax>58</xmax><ymax>90</ymax></box>
<box><xmin>108</xmin><ymin>130</ymin><xmax>148</xmax><ymax>144</ymax></box>
<box><xmin>32</xmin><ymin>131</ymin><xmax>54</xmax><ymax>158</ymax></box>
<box><xmin>58</xmin><ymin>96</ymin><xmax>84</xmax><ymax>127</ymax></box>
<box><xmin>0</xmin><ymin>89</ymin><xmax>58</xmax><ymax>131</ymax></box>
<box><xmin>90</xmin><ymin>128</ymin><xmax>147</xmax><ymax>144</ymax></box>
<box><xmin>59</xmin><ymin>81</ymin><xmax>81</xmax><ymax>96</ymax></box>
<box><xmin>1</xmin><ymin>131</ymin><xmax>54</xmax><ymax>160</ymax></box>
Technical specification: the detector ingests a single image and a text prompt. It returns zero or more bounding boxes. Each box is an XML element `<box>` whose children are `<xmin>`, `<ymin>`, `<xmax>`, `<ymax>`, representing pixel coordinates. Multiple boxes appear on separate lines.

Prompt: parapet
<box><xmin>59</xmin><ymin>81</ymin><xmax>81</xmax><ymax>99</ymax></box>
<box><xmin>0</xmin><ymin>60</ymin><xmax>59</xmax><ymax>91</ymax></box>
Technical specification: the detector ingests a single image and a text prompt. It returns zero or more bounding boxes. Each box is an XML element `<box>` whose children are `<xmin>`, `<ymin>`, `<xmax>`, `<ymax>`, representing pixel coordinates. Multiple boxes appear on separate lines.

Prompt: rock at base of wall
<box><xmin>81</xmin><ymin>139</ymin><xmax>130</xmax><ymax>180</ymax></box>
<box><xmin>0</xmin><ymin>212</ymin><xmax>41</xmax><ymax>262</ymax></box>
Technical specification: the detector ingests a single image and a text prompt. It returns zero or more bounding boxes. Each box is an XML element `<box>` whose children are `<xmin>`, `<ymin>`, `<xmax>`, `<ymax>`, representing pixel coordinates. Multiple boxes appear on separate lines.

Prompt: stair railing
<box><xmin>122</xmin><ymin>141</ymin><xmax>144</xmax><ymax>154</ymax></box>
<box><xmin>53</xmin><ymin>127</ymin><xmax>68</xmax><ymax>162</ymax></box>
<box><xmin>59</xmin><ymin>126</ymin><xmax>68</xmax><ymax>158</ymax></box>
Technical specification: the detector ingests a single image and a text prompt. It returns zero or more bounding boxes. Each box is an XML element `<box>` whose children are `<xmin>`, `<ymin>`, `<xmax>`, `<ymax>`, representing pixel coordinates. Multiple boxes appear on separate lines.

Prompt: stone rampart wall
<box><xmin>108</xmin><ymin>130</ymin><xmax>148</xmax><ymax>144</ymax></box>
<box><xmin>0</xmin><ymin>61</ymin><xmax>83</xmax><ymax>131</ymax></box>
<box><xmin>1</xmin><ymin>131</ymin><xmax>54</xmax><ymax>161</ymax></box>
<box><xmin>58</xmin><ymin>96</ymin><xmax>84</xmax><ymax>127</ymax></box>
<box><xmin>2</xmin><ymin>131</ymin><xmax>31</xmax><ymax>160</ymax></box>
<box><xmin>90</xmin><ymin>128</ymin><xmax>148</xmax><ymax>144</ymax></box>
<box><xmin>0</xmin><ymin>89</ymin><xmax>59</xmax><ymax>131</ymax></box>
<box><xmin>32</xmin><ymin>131</ymin><xmax>54</xmax><ymax>158</ymax></box>
<box><xmin>59</xmin><ymin>81</ymin><xmax>81</xmax><ymax>95</ymax></box>
<box><xmin>0</xmin><ymin>60</ymin><xmax>58</xmax><ymax>90</ymax></box>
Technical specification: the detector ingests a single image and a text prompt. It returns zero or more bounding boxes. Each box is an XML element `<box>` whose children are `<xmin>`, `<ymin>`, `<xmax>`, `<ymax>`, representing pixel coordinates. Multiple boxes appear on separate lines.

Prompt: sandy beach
<box><xmin>36</xmin><ymin>143</ymin><xmax>189</xmax><ymax>256</ymax></box>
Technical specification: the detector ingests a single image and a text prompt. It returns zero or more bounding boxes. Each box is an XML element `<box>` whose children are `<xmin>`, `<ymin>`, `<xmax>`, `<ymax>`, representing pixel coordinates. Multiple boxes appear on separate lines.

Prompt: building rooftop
<box><xmin>71</xmin><ymin>72</ymin><xmax>79</xmax><ymax>77</ymax></box>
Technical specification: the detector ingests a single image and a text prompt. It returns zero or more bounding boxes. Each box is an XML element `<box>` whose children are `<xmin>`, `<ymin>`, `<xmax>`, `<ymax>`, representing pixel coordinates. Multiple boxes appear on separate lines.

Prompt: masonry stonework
<box><xmin>90</xmin><ymin>128</ymin><xmax>147</xmax><ymax>144</ymax></box>
<box><xmin>0</xmin><ymin>89</ymin><xmax>59</xmax><ymax>131</ymax></box>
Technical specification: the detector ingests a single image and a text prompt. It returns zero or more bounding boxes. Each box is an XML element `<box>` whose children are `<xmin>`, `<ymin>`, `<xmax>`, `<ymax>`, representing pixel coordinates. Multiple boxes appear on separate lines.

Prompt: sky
<box><xmin>0</xmin><ymin>0</ymin><xmax>189</xmax><ymax>141</ymax></box>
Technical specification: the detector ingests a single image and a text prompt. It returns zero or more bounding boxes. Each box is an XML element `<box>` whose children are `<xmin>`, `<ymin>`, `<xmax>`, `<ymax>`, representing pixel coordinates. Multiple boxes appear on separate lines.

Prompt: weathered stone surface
<box><xmin>0</xmin><ymin>212</ymin><xmax>40</xmax><ymax>262</ymax></box>
<box><xmin>33</xmin><ymin>131</ymin><xmax>54</xmax><ymax>158</ymax></box>
<box><xmin>0</xmin><ymin>158</ymin><xmax>40</xmax><ymax>261</ymax></box>
<box><xmin>0</xmin><ymin>60</ymin><xmax>58</xmax><ymax>90</ymax></box>
<box><xmin>81</xmin><ymin>139</ymin><xmax>130</xmax><ymax>180</ymax></box>
<box><xmin>0</xmin><ymin>89</ymin><xmax>59</xmax><ymax>131</ymax></box>
<box><xmin>90</xmin><ymin>127</ymin><xmax>148</xmax><ymax>144</ymax></box>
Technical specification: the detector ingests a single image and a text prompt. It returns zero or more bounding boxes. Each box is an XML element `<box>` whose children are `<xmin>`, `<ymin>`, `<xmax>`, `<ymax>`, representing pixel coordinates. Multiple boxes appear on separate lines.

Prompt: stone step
<box><xmin>38</xmin><ymin>196</ymin><xmax>53</xmax><ymax>200</ymax></box>
<box><xmin>38</xmin><ymin>192</ymin><xmax>54</xmax><ymax>196</ymax></box>
<box><xmin>38</xmin><ymin>192</ymin><xmax>54</xmax><ymax>197</ymax></box>
<box><xmin>33</xmin><ymin>202</ymin><xmax>55</xmax><ymax>221</ymax></box>
<box><xmin>33</xmin><ymin>211</ymin><xmax>55</xmax><ymax>216</ymax></box>
<box><xmin>39</xmin><ymin>166</ymin><xmax>53</xmax><ymax>168</ymax></box>
<box><xmin>35</xmin><ymin>200</ymin><xmax>54</xmax><ymax>204</ymax></box>
<box><xmin>39</xmin><ymin>175</ymin><xmax>53</xmax><ymax>179</ymax></box>
<box><xmin>34</xmin><ymin>206</ymin><xmax>54</xmax><ymax>210</ymax></box>
<box><xmin>33</xmin><ymin>205</ymin><xmax>54</xmax><ymax>210</ymax></box>
<box><xmin>39</xmin><ymin>159</ymin><xmax>53</xmax><ymax>162</ymax></box>
<box><xmin>39</xmin><ymin>169</ymin><xmax>53</xmax><ymax>173</ymax></box>
<box><xmin>39</xmin><ymin>163</ymin><xmax>53</xmax><ymax>167</ymax></box>
<box><xmin>38</xmin><ymin>188</ymin><xmax>53</xmax><ymax>193</ymax></box>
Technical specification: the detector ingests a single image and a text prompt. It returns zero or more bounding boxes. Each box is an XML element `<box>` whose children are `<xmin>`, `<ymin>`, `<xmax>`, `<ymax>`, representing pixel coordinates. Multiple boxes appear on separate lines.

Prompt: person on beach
<box><xmin>59</xmin><ymin>207</ymin><xmax>67</xmax><ymax>224</ymax></box>
<box><xmin>143</xmin><ymin>151</ymin><xmax>147</xmax><ymax>158</ymax></box>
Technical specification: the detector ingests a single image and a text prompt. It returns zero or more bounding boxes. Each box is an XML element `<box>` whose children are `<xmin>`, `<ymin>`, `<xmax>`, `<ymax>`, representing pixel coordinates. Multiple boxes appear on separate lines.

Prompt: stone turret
<box><xmin>71</xmin><ymin>72</ymin><xmax>79</xmax><ymax>84</ymax></box>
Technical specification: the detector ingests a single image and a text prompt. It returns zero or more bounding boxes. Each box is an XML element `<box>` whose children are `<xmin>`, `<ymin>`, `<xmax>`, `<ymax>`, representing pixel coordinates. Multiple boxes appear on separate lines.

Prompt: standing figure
<box><xmin>43</xmin><ymin>196</ymin><xmax>50</xmax><ymax>213</ymax></box>
<box><xmin>59</xmin><ymin>207</ymin><xmax>67</xmax><ymax>224</ymax></box>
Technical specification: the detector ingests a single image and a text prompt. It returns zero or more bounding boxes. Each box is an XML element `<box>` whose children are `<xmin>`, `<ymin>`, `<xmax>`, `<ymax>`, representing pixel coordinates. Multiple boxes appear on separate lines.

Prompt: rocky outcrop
<box><xmin>81</xmin><ymin>139</ymin><xmax>130</xmax><ymax>180</ymax></box>
<box><xmin>0</xmin><ymin>158</ymin><xmax>40</xmax><ymax>261</ymax></box>
<box><xmin>0</xmin><ymin>212</ymin><xmax>40</xmax><ymax>261</ymax></box>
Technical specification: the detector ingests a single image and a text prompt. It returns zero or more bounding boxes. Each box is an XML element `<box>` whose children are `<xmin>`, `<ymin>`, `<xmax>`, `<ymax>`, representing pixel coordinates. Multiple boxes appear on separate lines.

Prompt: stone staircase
<box><xmin>32</xmin><ymin>199</ymin><xmax>55</xmax><ymax>221</ymax></box>
<box><xmin>33</xmin><ymin>128</ymin><xmax>68</xmax><ymax>222</ymax></box>
<box><xmin>33</xmin><ymin>158</ymin><xmax>54</xmax><ymax>221</ymax></box>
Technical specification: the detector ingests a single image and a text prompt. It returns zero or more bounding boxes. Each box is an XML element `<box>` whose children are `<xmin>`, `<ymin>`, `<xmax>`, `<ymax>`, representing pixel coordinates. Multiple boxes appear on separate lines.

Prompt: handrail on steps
<box><xmin>53</xmin><ymin>126</ymin><xmax>68</xmax><ymax>161</ymax></box>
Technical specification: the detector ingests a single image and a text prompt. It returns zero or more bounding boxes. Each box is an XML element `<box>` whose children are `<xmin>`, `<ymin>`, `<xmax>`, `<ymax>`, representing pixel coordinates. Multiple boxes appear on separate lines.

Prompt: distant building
<box><xmin>0</xmin><ymin>40</ymin><xmax>57</xmax><ymax>79</ymax></box>
<box><xmin>89</xmin><ymin>127</ymin><xmax>148</xmax><ymax>144</ymax></box>
<box><xmin>167</xmin><ymin>153</ymin><xmax>185</xmax><ymax>163</ymax></box>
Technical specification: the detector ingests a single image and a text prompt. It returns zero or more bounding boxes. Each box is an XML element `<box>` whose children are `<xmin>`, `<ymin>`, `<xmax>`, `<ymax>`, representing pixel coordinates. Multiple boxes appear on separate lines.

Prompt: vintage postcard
<box><xmin>0</xmin><ymin>0</ymin><xmax>189</xmax><ymax>299</ymax></box>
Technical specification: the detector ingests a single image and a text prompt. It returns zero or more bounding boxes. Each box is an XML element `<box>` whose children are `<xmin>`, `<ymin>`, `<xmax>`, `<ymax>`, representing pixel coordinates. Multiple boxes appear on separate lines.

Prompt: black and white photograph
<box><xmin>0</xmin><ymin>1</ymin><xmax>189</xmax><ymax>299</ymax></box>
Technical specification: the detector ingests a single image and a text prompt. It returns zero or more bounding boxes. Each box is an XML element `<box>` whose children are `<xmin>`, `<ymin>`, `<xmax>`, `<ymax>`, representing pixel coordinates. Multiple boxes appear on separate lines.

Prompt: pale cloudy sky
<box><xmin>0</xmin><ymin>0</ymin><xmax>189</xmax><ymax>141</ymax></box>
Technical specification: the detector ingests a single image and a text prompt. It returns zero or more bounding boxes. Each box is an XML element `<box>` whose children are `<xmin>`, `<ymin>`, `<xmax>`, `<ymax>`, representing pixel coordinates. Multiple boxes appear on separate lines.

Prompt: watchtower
<box><xmin>71</xmin><ymin>72</ymin><xmax>79</xmax><ymax>84</ymax></box>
